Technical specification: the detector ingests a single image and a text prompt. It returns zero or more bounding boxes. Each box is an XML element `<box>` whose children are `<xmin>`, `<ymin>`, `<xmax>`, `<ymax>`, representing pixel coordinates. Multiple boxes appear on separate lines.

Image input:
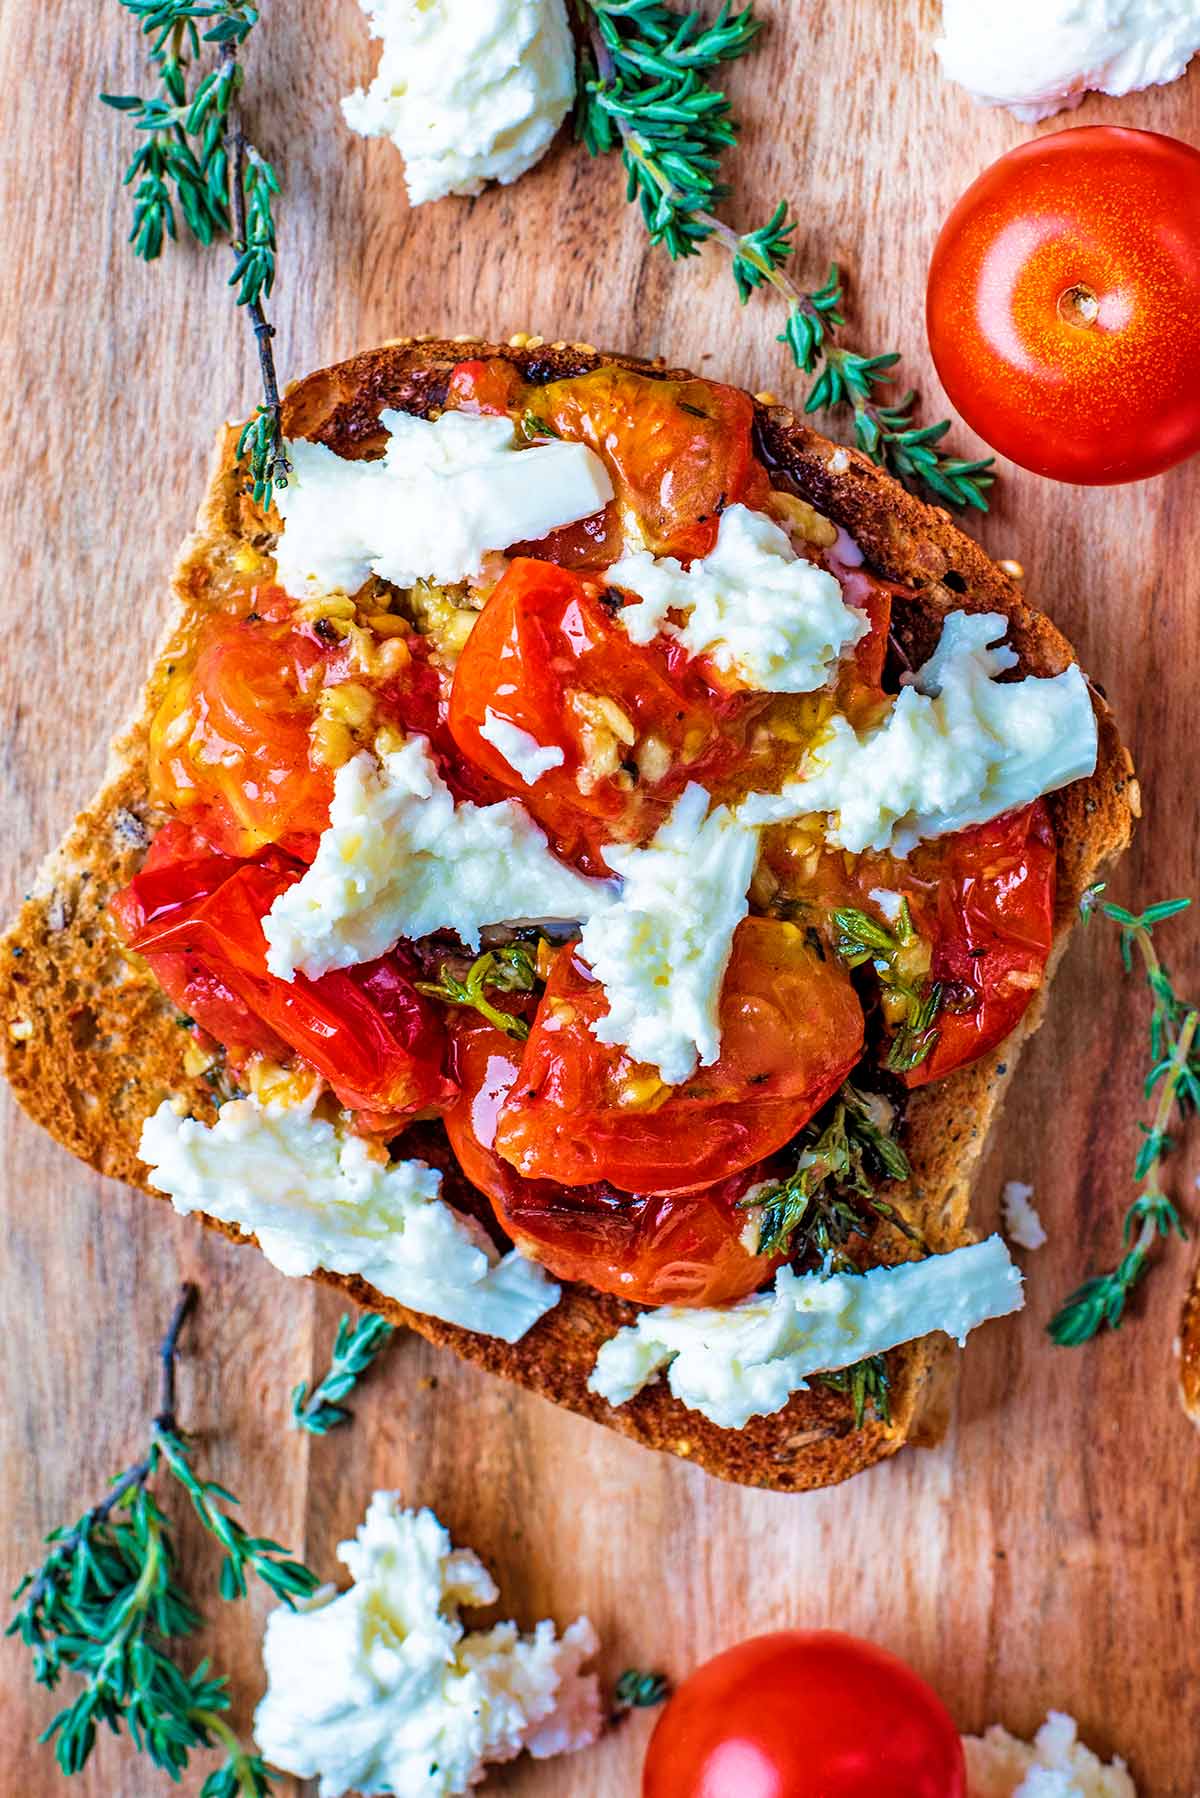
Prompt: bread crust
<box><xmin>0</xmin><ymin>338</ymin><xmax>1136</xmax><ymax>1491</ymax></box>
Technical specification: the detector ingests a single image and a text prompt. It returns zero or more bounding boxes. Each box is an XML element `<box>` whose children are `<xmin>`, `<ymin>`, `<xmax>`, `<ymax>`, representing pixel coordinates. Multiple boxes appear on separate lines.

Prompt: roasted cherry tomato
<box><xmin>642</xmin><ymin>1630</ymin><xmax>966</xmax><ymax>1798</ymax></box>
<box><xmin>446</xmin><ymin>1018</ymin><xmax>781</xmax><ymax>1306</ymax></box>
<box><xmin>927</xmin><ymin>127</ymin><xmax>1200</xmax><ymax>483</ymax></box>
<box><xmin>449</xmin><ymin>359</ymin><xmax>771</xmax><ymax>560</ymax></box>
<box><xmin>111</xmin><ymin>822</ymin><xmax>456</xmax><ymax>1121</ymax></box>
<box><xmin>494</xmin><ymin>918</ymin><xmax>863</xmax><ymax>1194</ymax></box>
<box><xmin>896</xmin><ymin>802</ymin><xmax>1056</xmax><ymax>1089</ymax></box>
<box><xmin>448</xmin><ymin>556</ymin><xmax>768</xmax><ymax>873</ymax></box>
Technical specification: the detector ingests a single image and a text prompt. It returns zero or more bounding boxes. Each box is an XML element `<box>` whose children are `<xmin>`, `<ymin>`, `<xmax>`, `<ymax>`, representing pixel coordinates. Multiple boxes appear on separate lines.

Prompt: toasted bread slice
<box><xmin>0</xmin><ymin>339</ymin><xmax>1136</xmax><ymax>1491</ymax></box>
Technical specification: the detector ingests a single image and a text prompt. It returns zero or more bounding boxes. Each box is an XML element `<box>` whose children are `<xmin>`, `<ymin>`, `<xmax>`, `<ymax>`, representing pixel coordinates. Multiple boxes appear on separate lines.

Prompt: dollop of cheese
<box><xmin>479</xmin><ymin>709</ymin><xmax>565</xmax><ymax>785</ymax></box>
<box><xmin>936</xmin><ymin>0</ymin><xmax>1200</xmax><ymax>122</ymax></box>
<box><xmin>273</xmin><ymin>410</ymin><xmax>612</xmax><ymax>597</ymax></box>
<box><xmin>607</xmin><ymin>503</ymin><xmax>868</xmax><ymax>693</ymax></box>
<box><xmin>341</xmin><ymin>0</ymin><xmax>576</xmax><ymax>206</ymax></box>
<box><xmin>588</xmin><ymin>1235</ymin><xmax>1023</xmax><ymax>1431</ymax></box>
<box><xmin>739</xmin><ymin>611</ymin><xmax>1098</xmax><ymax>854</ymax></box>
<box><xmin>578</xmin><ymin>784</ymin><xmax>760</xmax><ymax>1086</ymax></box>
<box><xmin>254</xmin><ymin>1493</ymin><xmax>601</xmax><ymax>1798</ymax></box>
<box><xmin>263</xmin><ymin>736</ymin><xmax>613</xmax><ymax>979</ymax></box>
<box><xmin>964</xmin><ymin>1711</ymin><xmax>1136</xmax><ymax>1796</ymax></box>
<box><xmin>139</xmin><ymin>1096</ymin><xmax>559</xmax><ymax>1342</ymax></box>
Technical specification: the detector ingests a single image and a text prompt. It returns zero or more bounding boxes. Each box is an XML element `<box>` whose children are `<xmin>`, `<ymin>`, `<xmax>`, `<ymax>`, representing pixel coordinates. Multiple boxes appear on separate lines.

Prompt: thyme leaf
<box><xmin>291</xmin><ymin>1313</ymin><xmax>397</xmax><ymax>1435</ymax></box>
<box><xmin>831</xmin><ymin>903</ymin><xmax>943</xmax><ymax>1074</ymax></box>
<box><xmin>815</xmin><ymin>1354</ymin><xmax>892</xmax><ymax>1429</ymax></box>
<box><xmin>614</xmin><ymin>1668</ymin><xmax>672</xmax><ymax>1710</ymax></box>
<box><xmin>417</xmin><ymin>942</ymin><xmax>542</xmax><ymax>1040</ymax></box>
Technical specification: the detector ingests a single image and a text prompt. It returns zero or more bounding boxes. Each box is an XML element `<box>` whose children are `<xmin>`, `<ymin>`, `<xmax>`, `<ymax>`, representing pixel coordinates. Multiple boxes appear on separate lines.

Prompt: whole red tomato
<box><xmin>927</xmin><ymin>126</ymin><xmax>1200</xmax><ymax>484</ymax></box>
<box><xmin>642</xmin><ymin>1631</ymin><xmax>965</xmax><ymax>1798</ymax></box>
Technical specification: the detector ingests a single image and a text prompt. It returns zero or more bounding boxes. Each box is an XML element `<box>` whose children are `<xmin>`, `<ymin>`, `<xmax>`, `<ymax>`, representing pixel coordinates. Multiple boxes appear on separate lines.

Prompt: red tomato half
<box><xmin>448</xmin><ymin>557</ymin><xmax>767</xmax><ymax>873</ymax></box>
<box><xmin>494</xmin><ymin>919</ymin><xmax>863</xmax><ymax>1194</ymax></box>
<box><xmin>642</xmin><ymin>1631</ymin><xmax>966</xmax><ymax>1798</ymax></box>
<box><xmin>927</xmin><ymin>127</ymin><xmax>1200</xmax><ymax>483</ymax></box>
<box><xmin>446</xmin><ymin>1019</ymin><xmax>781</xmax><ymax>1306</ymax></box>
<box><xmin>111</xmin><ymin>823</ymin><xmax>456</xmax><ymax>1121</ymax></box>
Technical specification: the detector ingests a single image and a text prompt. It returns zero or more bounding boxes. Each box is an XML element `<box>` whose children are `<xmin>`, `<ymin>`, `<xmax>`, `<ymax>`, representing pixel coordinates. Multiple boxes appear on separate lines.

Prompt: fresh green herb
<box><xmin>614</xmin><ymin>1668</ymin><xmax>672</xmax><ymax>1710</ymax></box>
<box><xmin>832</xmin><ymin>904</ymin><xmax>943</xmax><ymax>1074</ymax></box>
<box><xmin>1050</xmin><ymin>891</ymin><xmax>1198</xmax><ymax>1346</ymax></box>
<box><xmin>575</xmin><ymin>3</ymin><xmax>993</xmax><ymax>509</ymax></box>
<box><xmin>291</xmin><ymin>1312</ymin><xmax>397</xmax><ymax>1435</ymax></box>
<box><xmin>100</xmin><ymin>0</ymin><xmax>288</xmax><ymax>505</ymax></box>
<box><xmin>417</xmin><ymin>942</ymin><xmax>542</xmax><ymax>1040</ymax></box>
<box><xmin>519</xmin><ymin>409</ymin><xmax>563</xmax><ymax>441</ymax></box>
<box><xmin>815</xmin><ymin>1354</ymin><xmax>892</xmax><ymax>1429</ymax></box>
<box><xmin>7</xmin><ymin>1286</ymin><xmax>315</xmax><ymax>1789</ymax></box>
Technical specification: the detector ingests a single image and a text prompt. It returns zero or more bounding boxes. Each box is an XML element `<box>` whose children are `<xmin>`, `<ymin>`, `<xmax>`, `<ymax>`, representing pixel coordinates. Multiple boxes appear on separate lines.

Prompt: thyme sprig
<box><xmin>613</xmin><ymin>1668</ymin><xmax>672</xmax><ymax>1711</ymax></box>
<box><xmin>417</xmin><ymin>942</ymin><xmax>542</xmax><ymax>1041</ymax></box>
<box><xmin>292</xmin><ymin>1313</ymin><xmax>397</xmax><ymax>1436</ymax></box>
<box><xmin>832</xmin><ymin>904</ymin><xmax>944</xmax><ymax>1074</ymax></box>
<box><xmin>7</xmin><ymin>1285</ymin><xmax>316</xmax><ymax>1789</ymax></box>
<box><xmin>816</xmin><ymin>1355</ymin><xmax>893</xmax><ymax>1430</ymax></box>
<box><xmin>100</xmin><ymin>0</ymin><xmax>289</xmax><ymax>505</ymax></box>
<box><xmin>575</xmin><ymin>3</ymin><xmax>993</xmax><ymax>509</ymax></box>
<box><xmin>1050</xmin><ymin>892</ymin><xmax>1198</xmax><ymax>1346</ymax></box>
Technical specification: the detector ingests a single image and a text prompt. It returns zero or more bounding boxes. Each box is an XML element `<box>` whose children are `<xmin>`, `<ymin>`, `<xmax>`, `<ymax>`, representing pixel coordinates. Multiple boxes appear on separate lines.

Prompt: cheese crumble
<box><xmin>964</xmin><ymin>1711</ymin><xmax>1136</xmax><ymax>1796</ymax></box>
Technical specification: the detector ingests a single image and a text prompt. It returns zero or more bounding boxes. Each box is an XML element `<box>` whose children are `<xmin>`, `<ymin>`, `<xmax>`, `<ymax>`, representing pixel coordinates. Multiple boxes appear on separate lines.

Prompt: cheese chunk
<box><xmin>578</xmin><ymin>784</ymin><xmax>759</xmax><ymax>1085</ymax></box>
<box><xmin>255</xmin><ymin>1493</ymin><xmax>601</xmax><ymax>1798</ymax></box>
<box><xmin>963</xmin><ymin>1711</ymin><xmax>1136</xmax><ymax>1796</ymax></box>
<box><xmin>263</xmin><ymin>737</ymin><xmax>612</xmax><ymax>979</ymax></box>
<box><xmin>342</xmin><ymin>0</ymin><xmax>575</xmax><ymax>206</ymax></box>
<box><xmin>740</xmin><ymin>611</ymin><xmax>1097</xmax><ymax>854</ymax></box>
<box><xmin>274</xmin><ymin>409</ymin><xmax>612</xmax><ymax>597</ymax></box>
<box><xmin>607</xmin><ymin>503</ymin><xmax>867</xmax><ymax>692</ymax></box>
<box><xmin>588</xmin><ymin>1235</ymin><xmax>1023</xmax><ymax>1430</ymax></box>
<box><xmin>479</xmin><ymin>709</ymin><xmax>565</xmax><ymax>785</ymax></box>
<box><xmin>139</xmin><ymin>1096</ymin><xmax>559</xmax><ymax>1342</ymax></box>
<box><xmin>1001</xmin><ymin>1180</ymin><xmax>1047</xmax><ymax>1251</ymax></box>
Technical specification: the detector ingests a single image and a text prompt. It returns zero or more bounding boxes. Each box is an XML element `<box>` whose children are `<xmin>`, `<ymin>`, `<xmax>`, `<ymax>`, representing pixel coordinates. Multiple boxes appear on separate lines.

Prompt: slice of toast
<box><xmin>0</xmin><ymin>339</ymin><xmax>1136</xmax><ymax>1491</ymax></box>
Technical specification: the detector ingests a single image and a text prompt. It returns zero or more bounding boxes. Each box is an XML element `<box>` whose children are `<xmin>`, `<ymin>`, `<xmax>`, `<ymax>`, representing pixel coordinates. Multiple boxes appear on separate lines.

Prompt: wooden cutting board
<box><xmin>3</xmin><ymin>1</ymin><xmax>1200</xmax><ymax>1791</ymax></box>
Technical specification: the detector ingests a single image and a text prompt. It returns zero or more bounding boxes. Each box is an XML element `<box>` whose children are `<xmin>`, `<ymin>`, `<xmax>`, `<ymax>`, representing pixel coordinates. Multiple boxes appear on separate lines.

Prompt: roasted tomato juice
<box><xmin>114</xmin><ymin>362</ymin><xmax>1058</xmax><ymax>1304</ymax></box>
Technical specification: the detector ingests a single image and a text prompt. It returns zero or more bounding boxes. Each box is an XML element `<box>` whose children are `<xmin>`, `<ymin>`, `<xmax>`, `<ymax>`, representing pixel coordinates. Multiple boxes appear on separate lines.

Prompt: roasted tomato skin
<box><xmin>448</xmin><ymin>556</ymin><xmax>766</xmax><ymax>873</ymax></box>
<box><xmin>111</xmin><ymin>823</ymin><xmax>456</xmax><ymax>1120</ymax></box>
<box><xmin>445</xmin><ymin>1019</ymin><xmax>781</xmax><ymax>1306</ymax></box>
<box><xmin>494</xmin><ymin>917</ymin><xmax>864</xmax><ymax>1194</ymax></box>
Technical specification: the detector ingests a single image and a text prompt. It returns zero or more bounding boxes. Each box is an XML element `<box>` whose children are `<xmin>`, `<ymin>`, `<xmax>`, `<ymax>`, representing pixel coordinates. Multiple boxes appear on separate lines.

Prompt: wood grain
<box><xmin>2</xmin><ymin>0</ymin><xmax>1199</xmax><ymax>1791</ymax></box>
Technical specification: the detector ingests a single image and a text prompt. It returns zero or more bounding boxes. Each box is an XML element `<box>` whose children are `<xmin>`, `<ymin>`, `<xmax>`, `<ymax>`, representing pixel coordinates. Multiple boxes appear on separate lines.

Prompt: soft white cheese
<box><xmin>139</xmin><ymin>1096</ymin><xmax>558</xmax><ymax>1342</ymax></box>
<box><xmin>342</xmin><ymin>0</ymin><xmax>575</xmax><ymax>206</ymax></box>
<box><xmin>607</xmin><ymin>503</ymin><xmax>867</xmax><ymax>693</ymax></box>
<box><xmin>588</xmin><ymin>1234</ymin><xmax>1023</xmax><ymax>1431</ymax></box>
<box><xmin>263</xmin><ymin>736</ymin><xmax>612</xmax><ymax>978</ymax></box>
<box><xmin>739</xmin><ymin>611</ymin><xmax>1098</xmax><ymax>855</ymax></box>
<box><xmin>964</xmin><ymin>1711</ymin><xmax>1136</xmax><ymax>1797</ymax></box>
<box><xmin>578</xmin><ymin>784</ymin><xmax>760</xmax><ymax>1086</ymax></box>
<box><xmin>254</xmin><ymin>1493</ymin><xmax>600</xmax><ymax>1798</ymax></box>
<box><xmin>936</xmin><ymin>0</ymin><xmax>1200</xmax><ymax>122</ymax></box>
<box><xmin>479</xmin><ymin>709</ymin><xmax>565</xmax><ymax>785</ymax></box>
<box><xmin>1001</xmin><ymin>1180</ymin><xmax>1048</xmax><ymax>1252</ymax></box>
<box><xmin>274</xmin><ymin>409</ymin><xmax>612</xmax><ymax>597</ymax></box>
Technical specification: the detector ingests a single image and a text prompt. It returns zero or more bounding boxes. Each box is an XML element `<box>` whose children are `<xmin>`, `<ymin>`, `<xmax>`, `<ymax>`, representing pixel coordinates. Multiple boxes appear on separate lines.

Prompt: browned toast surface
<box><xmin>0</xmin><ymin>339</ymin><xmax>1136</xmax><ymax>1490</ymax></box>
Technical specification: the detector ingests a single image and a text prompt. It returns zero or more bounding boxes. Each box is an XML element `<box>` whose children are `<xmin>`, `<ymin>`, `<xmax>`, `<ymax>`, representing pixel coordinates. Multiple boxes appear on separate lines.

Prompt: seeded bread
<box><xmin>0</xmin><ymin>339</ymin><xmax>1136</xmax><ymax>1492</ymax></box>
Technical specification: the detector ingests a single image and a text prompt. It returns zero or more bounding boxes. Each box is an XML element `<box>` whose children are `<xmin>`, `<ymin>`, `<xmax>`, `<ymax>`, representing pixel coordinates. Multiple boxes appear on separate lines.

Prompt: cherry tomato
<box><xmin>111</xmin><ymin>823</ymin><xmax>456</xmax><ymax>1120</ymax></box>
<box><xmin>448</xmin><ymin>557</ymin><xmax>767</xmax><ymax>874</ymax></box>
<box><xmin>493</xmin><ymin>918</ymin><xmax>863</xmax><ymax>1193</ymax></box>
<box><xmin>445</xmin><ymin>1018</ymin><xmax>781</xmax><ymax>1305</ymax></box>
<box><xmin>927</xmin><ymin>126</ymin><xmax>1200</xmax><ymax>483</ymax></box>
<box><xmin>642</xmin><ymin>1630</ymin><xmax>966</xmax><ymax>1798</ymax></box>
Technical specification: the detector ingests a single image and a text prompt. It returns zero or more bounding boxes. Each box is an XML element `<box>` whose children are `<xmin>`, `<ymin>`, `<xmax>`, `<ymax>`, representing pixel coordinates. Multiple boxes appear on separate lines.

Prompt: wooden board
<box><xmin>2</xmin><ymin>1</ymin><xmax>1199</xmax><ymax>1791</ymax></box>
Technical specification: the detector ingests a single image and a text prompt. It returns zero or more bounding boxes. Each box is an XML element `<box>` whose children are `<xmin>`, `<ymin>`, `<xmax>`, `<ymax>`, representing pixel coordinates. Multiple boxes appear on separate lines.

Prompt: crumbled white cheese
<box><xmin>739</xmin><ymin>611</ymin><xmax>1097</xmax><ymax>855</ymax></box>
<box><xmin>588</xmin><ymin>1234</ymin><xmax>1023</xmax><ymax>1431</ymax></box>
<box><xmin>263</xmin><ymin>736</ymin><xmax>612</xmax><ymax>978</ymax></box>
<box><xmin>274</xmin><ymin>410</ymin><xmax>612</xmax><ymax>597</ymax></box>
<box><xmin>936</xmin><ymin>0</ymin><xmax>1200</xmax><ymax>122</ymax></box>
<box><xmin>578</xmin><ymin>784</ymin><xmax>759</xmax><ymax>1086</ymax></box>
<box><xmin>1001</xmin><ymin>1181</ymin><xmax>1047</xmax><ymax>1252</ymax></box>
<box><xmin>139</xmin><ymin>1096</ymin><xmax>559</xmax><ymax>1342</ymax></box>
<box><xmin>607</xmin><ymin>503</ymin><xmax>867</xmax><ymax>693</ymax></box>
<box><xmin>342</xmin><ymin>0</ymin><xmax>575</xmax><ymax>206</ymax></box>
<box><xmin>255</xmin><ymin>1493</ymin><xmax>600</xmax><ymax>1798</ymax></box>
<box><xmin>964</xmin><ymin>1711</ymin><xmax>1136</xmax><ymax>1796</ymax></box>
<box><xmin>479</xmin><ymin>709</ymin><xmax>565</xmax><ymax>785</ymax></box>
